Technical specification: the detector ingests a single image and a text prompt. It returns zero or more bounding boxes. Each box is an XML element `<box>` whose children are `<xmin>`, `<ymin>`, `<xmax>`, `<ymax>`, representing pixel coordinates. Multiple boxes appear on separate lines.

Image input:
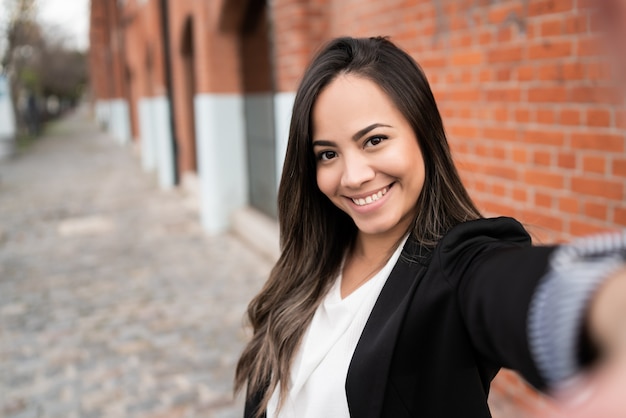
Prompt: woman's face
<box><xmin>312</xmin><ymin>74</ymin><xmax>426</xmax><ymax>238</ymax></box>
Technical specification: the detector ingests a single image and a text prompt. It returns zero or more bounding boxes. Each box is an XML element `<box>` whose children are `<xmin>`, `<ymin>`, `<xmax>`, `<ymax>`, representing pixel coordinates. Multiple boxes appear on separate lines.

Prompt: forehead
<box><xmin>312</xmin><ymin>74</ymin><xmax>403</xmax><ymax>139</ymax></box>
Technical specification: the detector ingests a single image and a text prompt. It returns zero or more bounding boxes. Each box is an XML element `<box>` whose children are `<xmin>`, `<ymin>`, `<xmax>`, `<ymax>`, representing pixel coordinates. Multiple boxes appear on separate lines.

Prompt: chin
<box><xmin>353</xmin><ymin>219</ymin><xmax>401</xmax><ymax>236</ymax></box>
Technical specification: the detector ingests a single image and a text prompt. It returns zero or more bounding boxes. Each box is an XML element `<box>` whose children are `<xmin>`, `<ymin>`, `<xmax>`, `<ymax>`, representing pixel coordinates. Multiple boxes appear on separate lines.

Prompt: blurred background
<box><xmin>1</xmin><ymin>0</ymin><xmax>626</xmax><ymax>417</ymax></box>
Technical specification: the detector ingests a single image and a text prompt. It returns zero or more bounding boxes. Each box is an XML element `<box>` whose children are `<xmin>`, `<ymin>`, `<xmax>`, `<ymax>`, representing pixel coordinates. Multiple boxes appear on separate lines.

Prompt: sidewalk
<box><xmin>0</xmin><ymin>107</ymin><xmax>272</xmax><ymax>418</ymax></box>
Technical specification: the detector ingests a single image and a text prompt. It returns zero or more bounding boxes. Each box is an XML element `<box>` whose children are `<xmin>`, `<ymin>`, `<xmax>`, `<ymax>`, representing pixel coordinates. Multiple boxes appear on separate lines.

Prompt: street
<box><xmin>0</xmin><ymin>107</ymin><xmax>272</xmax><ymax>418</ymax></box>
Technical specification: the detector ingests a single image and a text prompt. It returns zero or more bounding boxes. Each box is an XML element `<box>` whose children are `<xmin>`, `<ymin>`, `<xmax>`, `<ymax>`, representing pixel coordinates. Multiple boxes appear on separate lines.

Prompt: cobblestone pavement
<box><xmin>0</xmin><ymin>108</ymin><xmax>273</xmax><ymax>418</ymax></box>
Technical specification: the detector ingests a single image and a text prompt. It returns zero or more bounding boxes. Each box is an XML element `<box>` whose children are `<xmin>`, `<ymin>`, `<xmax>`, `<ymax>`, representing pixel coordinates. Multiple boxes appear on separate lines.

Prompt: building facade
<box><xmin>89</xmin><ymin>0</ymin><xmax>626</xmax><ymax>413</ymax></box>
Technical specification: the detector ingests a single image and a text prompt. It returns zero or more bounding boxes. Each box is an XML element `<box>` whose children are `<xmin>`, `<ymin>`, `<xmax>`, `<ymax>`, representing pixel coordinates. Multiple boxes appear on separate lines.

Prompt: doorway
<box><xmin>240</xmin><ymin>0</ymin><xmax>277</xmax><ymax>218</ymax></box>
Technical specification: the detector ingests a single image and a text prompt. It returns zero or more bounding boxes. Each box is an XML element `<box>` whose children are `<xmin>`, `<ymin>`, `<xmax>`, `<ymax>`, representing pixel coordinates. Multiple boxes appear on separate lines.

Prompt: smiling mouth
<box><xmin>350</xmin><ymin>183</ymin><xmax>394</xmax><ymax>207</ymax></box>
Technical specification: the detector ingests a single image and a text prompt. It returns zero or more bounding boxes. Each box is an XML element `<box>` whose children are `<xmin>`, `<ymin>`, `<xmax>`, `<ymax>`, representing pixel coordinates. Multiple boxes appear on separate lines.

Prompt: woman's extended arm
<box><xmin>440</xmin><ymin>219</ymin><xmax>626</xmax><ymax>393</ymax></box>
<box><xmin>542</xmin><ymin>269</ymin><xmax>626</xmax><ymax>418</ymax></box>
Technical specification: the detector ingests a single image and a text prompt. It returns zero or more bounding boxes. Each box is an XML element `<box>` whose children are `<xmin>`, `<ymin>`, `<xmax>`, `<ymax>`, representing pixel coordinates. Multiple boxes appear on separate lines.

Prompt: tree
<box><xmin>1</xmin><ymin>0</ymin><xmax>87</xmax><ymax>133</ymax></box>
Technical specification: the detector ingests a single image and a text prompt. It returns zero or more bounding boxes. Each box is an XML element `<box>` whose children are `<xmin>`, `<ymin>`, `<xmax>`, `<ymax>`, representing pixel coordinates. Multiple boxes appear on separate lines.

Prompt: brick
<box><xmin>513</xmin><ymin>187</ymin><xmax>528</xmax><ymax>202</ymax></box>
<box><xmin>587</xmin><ymin>62</ymin><xmax>612</xmax><ymax>81</ymax></box>
<box><xmin>524</xmin><ymin>169</ymin><xmax>564</xmax><ymax>188</ymax></box>
<box><xmin>536</xmin><ymin>109</ymin><xmax>555</xmax><ymax>124</ymax></box>
<box><xmin>528</xmin><ymin>0</ymin><xmax>574</xmax><ymax>17</ymax></box>
<box><xmin>559</xmin><ymin>196</ymin><xmax>579</xmax><ymax>214</ymax></box>
<box><xmin>493</xmin><ymin>145</ymin><xmax>507</xmax><ymax>159</ymax></box>
<box><xmin>614</xmin><ymin>207</ymin><xmax>626</xmax><ymax>226</ymax></box>
<box><xmin>618</xmin><ymin>110</ymin><xmax>626</xmax><ymax>129</ymax></box>
<box><xmin>487</xmin><ymin>45</ymin><xmax>523</xmax><ymax>63</ymax></box>
<box><xmin>533</xmin><ymin>150</ymin><xmax>552</xmax><ymax>165</ymax></box>
<box><xmin>559</xmin><ymin>109</ymin><xmax>581</xmax><ymax>126</ymax></box>
<box><xmin>449</xmin><ymin>124</ymin><xmax>478</xmax><ymax>138</ymax></box>
<box><xmin>586</xmin><ymin>108</ymin><xmax>611</xmax><ymax>127</ymax></box>
<box><xmin>450</xmin><ymin>34</ymin><xmax>473</xmax><ymax>49</ymax></box>
<box><xmin>537</xmin><ymin>63</ymin><xmax>562</xmax><ymax>81</ymax></box>
<box><xmin>528</xmin><ymin>40</ymin><xmax>573</xmax><ymax>60</ymax></box>
<box><xmin>577</xmin><ymin>36</ymin><xmax>603</xmax><ymax>57</ymax></box>
<box><xmin>495</xmin><ymin>68</ymin><xmax>513</xmax><ymax>81</ymax></box>
<box><xmin>570</xmin><ymin>86</ymin><xmax>622</xmax><ymax>105</ymax></box>
<box><xmin>523</xmin><ymin>130</ymin><xmax>565</xmax><ymax>146</ymax></box>
<box><xmin>584</xmin><ymin>201</ymin><xmax>609</xmax><ymax>220</ymax></box>
<box><xmin>451</xmin><ymin>50</ymin><xmax>484</xmax><ymax>66</ymax></box>
<box><xmin>448</xmin><ymin>88</ymin><xmax>482</xmax><ymax>102</ymax></box>
<box><xmin>572</xmin><ymin>177</ymin><xmax>623</xmax><ymax>199</ymax></box>
<box><xmin>484</xmin><ymin>127</ymin><xmax>518</xmax><ymax>141</ymax></box>
<box><xmin>564</xmin><ymin>14</ymin><xmax>588</xmax><ymax>34</ymax></box>
<box><xmin>512</xmin><ymin>147</ymin><xmax>528</xmax><ymax>163</ymax></box>
<box><xmin>479</xmin><ymin>69</ymin><xmax>492</xmax><ymax>82</ymax></box>
<box><xmin>528</xmin><ymin>86</ymin><xmax>568</xmax><ymax>102</ymax></box>
<box><xmin>540</xmin><ymin>18</ymin><xmax>563</xmax><ymax>36</ymax></box>
<box><xmin>479</xmin><ymin>31</ymin><xmax>493</xmax><ymax>45</ymax></box>
<box><xmin>571</xmin><ymin>133</ymin><xmax>624</xmax><ymax>152</ymax></box>
<box><xmin>496</xmin><ymin>27</ymin><xmax>514</xmax><ymax>43</ymax></box>
<box><xmin>562</xmin><ymin>62</ymin><xmax>585</xmax><ymax>80</ymax></box>
<box><xmin>485</xmin><ymin>88</ymin><xmax>521</xmax><ymax>102</ymax></box>
<box><xmin>517</xmin><ymin>65</ymin><xmax>535</xmax><ymax>81</ymax></box>
<box><xmin>582</xmin><ymin>155</ymin><xmax>607</xmax><ymax>174</ymax></box>
<box><xmin>457</xmin><ymin>107</ymin><xmax>473</xmax><ymax>119</ymax></box>
<box><xmin>493</xmin><ymin>107</ymin><xmax>509</xmax><ymax>122</ymax></box>
<box><xmin>570</xmin><ymin>220</ymin><xmax>610</xmax><ymax>236</ymax></box>
<box><xmin>535</xmin><ymin>192</ymin><xmax>553</xmax><ymax>208</ymax></box>
<box><xmin>557</xmin><ymin>152</ymin><xmax>577</xmax><ymax>169</ymax></box>
<box><xmin>419</xmin><ymin>56</ymin><xmax>447</xmax><ymax>68</ymax></box>
<box><xmin>492</xmin><ymin>182</ymin><xmax>508</xmax><ymax>197</ymax></box>
<box><xmin>515</xmin><ymin>109</ymin><xmax>531</xmax><ymax>123</ymax></box>
<box><xmin>485</xmin><ymin>164</ymin><xmax>518</xmax><ymax>180</ymax></box>
<box><xmin>613</xmin><ymin>159</ymin><xmax>626</xmax><ymax>177</ymax></box>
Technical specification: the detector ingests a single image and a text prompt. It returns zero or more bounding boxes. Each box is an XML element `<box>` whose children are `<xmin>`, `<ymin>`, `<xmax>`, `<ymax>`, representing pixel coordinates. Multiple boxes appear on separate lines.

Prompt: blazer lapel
<box><xmin>345</xmin><ymin>238</ymin><xmax>431</xmax><ymax>418</ymax></box>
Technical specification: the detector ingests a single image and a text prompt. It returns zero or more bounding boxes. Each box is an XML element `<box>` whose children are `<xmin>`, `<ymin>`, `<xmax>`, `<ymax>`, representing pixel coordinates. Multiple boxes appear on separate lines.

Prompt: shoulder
<box><xmin>433</xmin><ymin>217</ymin><xmax>532</xmax><ymax>279</ymax></box>
<box><xmin>439</xmin><ymin>217</ymin><xmax>531</xmax><ymax>253</ymax></box>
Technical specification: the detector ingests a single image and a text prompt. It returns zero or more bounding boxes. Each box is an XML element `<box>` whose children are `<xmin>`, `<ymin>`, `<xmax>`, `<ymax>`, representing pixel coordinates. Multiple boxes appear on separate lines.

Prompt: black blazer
<box><xmin>245</xmin><ymin>217</ymin><xmax>557</xmax><ymax>418</ymax></box>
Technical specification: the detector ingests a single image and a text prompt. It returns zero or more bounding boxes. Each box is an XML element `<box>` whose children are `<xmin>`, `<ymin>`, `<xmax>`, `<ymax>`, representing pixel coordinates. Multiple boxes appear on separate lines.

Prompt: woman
<box><xmin>235</xmin><ymin>36</ymin><xmax>626</xmax><ymax>418</ymax></box>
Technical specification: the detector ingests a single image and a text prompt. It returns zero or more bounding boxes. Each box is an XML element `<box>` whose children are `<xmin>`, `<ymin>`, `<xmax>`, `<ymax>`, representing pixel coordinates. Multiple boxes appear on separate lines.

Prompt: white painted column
<box><xmin>109</xmin><ymin>98</ymin><xmax>131</xmax><ymax>144</ymax></box>
<box><xmin>138</xmin><ymin>97</ymin><xmax>156</xmax><ymax>172</ymax></box>
<box><xmin>194</xmin><ymin>93</ymin><xmax>248</xmax><ymax>234</ymax></box>
<box><xmin>94</xmin><ymin>100</ymin><xmax>111</xmax><ymax>131</ymax></box>
<box><xmin>152</xmin><ymin>96</ymin><xmax>176</xmax><ymax>189</ymax></box>
<box><xmin>0</xmin><ymin>75</ymin><xmax>16</xmax><ymax>160</ymax></box>
<box><xmin>273</xmin><ymin>92</ymin><xmax>296</xmax><ymax>190</ymax></box>
<box><xmin>95</xmin><ymin>99</ymin><xmax>131</xmax><ymax>145</ymax></box>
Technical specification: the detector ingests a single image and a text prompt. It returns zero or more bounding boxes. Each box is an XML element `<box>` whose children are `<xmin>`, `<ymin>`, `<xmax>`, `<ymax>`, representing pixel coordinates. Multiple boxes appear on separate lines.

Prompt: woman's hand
<box><xmin>540</xmin><ymin>352</ymin><xmax>626</xmax><ymax>418</ymax></box>
<box><xmin>588</xmin><ymin>268</ymin><xmax>626</xmax><ymax>356</ymax></box>
<box><xmin>535</xmin><ymin>268</ymin><xmax>626</xmax><ymax>418</ymax></box>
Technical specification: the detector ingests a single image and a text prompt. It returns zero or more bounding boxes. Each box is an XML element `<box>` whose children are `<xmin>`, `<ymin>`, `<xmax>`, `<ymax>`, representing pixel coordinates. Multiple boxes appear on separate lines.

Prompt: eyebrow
<box><xmin>352</xmin><ymin>123</ymin><xmax>392</xmax><ymax>141</ymax></box>
<box><xmin>312</xmin><ymin>123</ymin><xmax>392</xmax><ymax>147</ymax></box>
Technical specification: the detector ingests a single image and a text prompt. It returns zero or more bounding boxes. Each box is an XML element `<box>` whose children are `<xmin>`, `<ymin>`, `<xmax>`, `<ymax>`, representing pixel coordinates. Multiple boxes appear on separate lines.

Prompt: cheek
<box><xmin>316</xmin><ymin>167</ymin><xmax>338</xmax><ymax>199</ymax></box>
<box><xmin>390</xmin><ymin>141</ymin><xmax>426</xmax><ymax>188</ymax></box>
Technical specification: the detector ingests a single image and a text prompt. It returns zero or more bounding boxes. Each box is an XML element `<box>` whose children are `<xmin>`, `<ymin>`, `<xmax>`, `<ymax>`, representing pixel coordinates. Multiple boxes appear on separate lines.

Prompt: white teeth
<box><xmin>351</xmin><ymin>187</ymin><xmax>389</xmax><ymax>206</ymax></box>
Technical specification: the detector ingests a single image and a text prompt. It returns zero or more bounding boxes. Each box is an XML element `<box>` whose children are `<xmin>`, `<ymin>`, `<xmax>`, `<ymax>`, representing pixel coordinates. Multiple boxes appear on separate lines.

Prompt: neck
<box><xmin>352</xmin><ymin>220</ymin><xmax>410</xmax><ymax>262</ymax></box>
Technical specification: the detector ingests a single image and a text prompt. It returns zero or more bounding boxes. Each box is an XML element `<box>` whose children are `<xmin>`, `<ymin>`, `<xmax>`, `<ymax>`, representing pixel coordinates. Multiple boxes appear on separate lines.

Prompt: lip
<box><xmin>346</xmin><ymin>183</ymin><xmax>393</xmax><ymax>200</ymax></box>
<box><xmin>344</xmin><ymin>182</ymin><xmax>395</xmax><ymax>214</ymax></box>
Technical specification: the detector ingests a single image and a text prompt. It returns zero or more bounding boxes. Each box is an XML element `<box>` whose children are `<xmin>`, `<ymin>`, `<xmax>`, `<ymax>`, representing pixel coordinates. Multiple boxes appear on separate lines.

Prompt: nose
<box><xmin>340</xmin><ymin>153</ymin><xmax>375</xmax><ymax>189</ymax></box>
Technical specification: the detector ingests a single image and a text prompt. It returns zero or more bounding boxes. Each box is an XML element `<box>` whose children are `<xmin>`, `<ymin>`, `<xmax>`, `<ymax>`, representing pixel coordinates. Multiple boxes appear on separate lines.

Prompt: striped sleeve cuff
<box><xmin>528</xmin><ymin>231</ymin><xmax>626</xmax><ymax>389</ymax></box>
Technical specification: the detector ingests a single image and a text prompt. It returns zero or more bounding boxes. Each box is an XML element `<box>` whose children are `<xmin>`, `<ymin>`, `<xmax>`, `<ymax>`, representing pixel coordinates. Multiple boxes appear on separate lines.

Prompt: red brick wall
<box><xmin>273</xmin><ymin>0</ymin><xmax>626</xmax><ymax>242</ymax></box>
<box><xmin>270</xmin><ymin>0</ymin><xmax>626</xmax><ymax>415</ymax></box>
<box><xmin>89</xmin><ymin>0</ymin><xmax>127</xmax><ymax>100</ymax></box>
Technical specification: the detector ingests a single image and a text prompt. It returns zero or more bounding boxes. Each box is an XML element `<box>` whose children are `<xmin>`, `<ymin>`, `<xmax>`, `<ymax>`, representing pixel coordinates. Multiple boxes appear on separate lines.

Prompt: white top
<box><xmin>267</xmin><ymin>237</ymin><xmax>407</xmax><ymax>418</ymax></box>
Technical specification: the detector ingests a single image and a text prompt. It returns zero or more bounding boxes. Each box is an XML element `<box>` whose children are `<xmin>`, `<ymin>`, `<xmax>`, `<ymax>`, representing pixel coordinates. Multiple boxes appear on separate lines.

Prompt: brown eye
<box><xmin>319</xmin><ymin>151</ymin><xmax>337</xmax><ymax>161</ymax></box>
<box><xmin>364</xmin><ymin>136</ymin><xmax>387</xmax><ymax>147</ymax></box>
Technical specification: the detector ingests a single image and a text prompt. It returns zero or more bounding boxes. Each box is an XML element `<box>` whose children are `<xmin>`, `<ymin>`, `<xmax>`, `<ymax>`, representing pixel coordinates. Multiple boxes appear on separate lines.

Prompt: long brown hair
<box><xmin>235</xmin><ymin>36</ymin><xmax>481</xmax><ymax>416</ymax></box>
